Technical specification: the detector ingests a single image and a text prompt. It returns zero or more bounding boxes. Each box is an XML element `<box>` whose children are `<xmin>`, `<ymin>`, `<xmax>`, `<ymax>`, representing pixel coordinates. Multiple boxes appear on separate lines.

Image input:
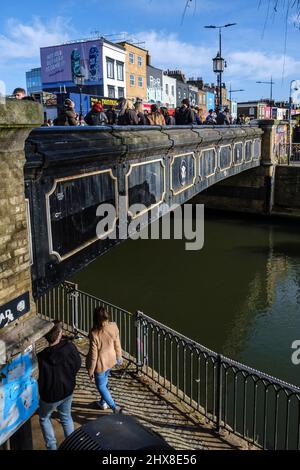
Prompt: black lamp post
<box><xmin>212</xmin><ymin>52</ymin><xmax>225</xmax><ymax>108</ymax></box>
<box><xmin>205</xmin><ymin>23</ymin><xmax>237</xmax><ymax>109</ymax></box>
<box><xmin>74</xmin><ymin>73</ymin><xmax>85</xmax><ymax>121</ymax></box>
<box><xmin>229</xmin><ymin>84</ymin><xmax>245</xmax><ymax>102</ymax></box>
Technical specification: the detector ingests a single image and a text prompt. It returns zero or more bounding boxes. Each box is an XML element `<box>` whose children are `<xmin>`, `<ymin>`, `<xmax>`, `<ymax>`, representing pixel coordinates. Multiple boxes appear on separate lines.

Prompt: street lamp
<box><xmin>256</xmin><ymin>77</ymin><xmax>275</xmax><ymax>119</ymax></box>
<box><xmin>289</xmin><ymin>80</ymin><xmax>299</xmax><ymax>164</ymax></box>
<box><xmin>74</xmin><ymin>73</ymin><xmax>85</xmax><ymax>121</ymax></box>
<box><xmin>205</xmin><ymin>23</ymin><xmax>237</xmax><ymax>109</ymax></box>
<box><xmin>229</xmin><ymin>85</ymin><xmax>245</xmax><ymax>102</ymax></box>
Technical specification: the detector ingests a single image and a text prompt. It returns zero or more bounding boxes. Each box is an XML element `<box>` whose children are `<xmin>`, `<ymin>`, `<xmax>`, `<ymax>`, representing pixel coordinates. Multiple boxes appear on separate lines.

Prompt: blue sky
<box><xmin>1</xmin><ymin>0</ymin><xmax>300</xmax><ymax>101</ymax></box>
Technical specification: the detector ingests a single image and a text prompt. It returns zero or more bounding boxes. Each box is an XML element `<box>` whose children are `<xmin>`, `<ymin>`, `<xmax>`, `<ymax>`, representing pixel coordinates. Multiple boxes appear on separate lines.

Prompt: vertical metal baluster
<box><xmin>153</xmin><ymin>328</ymin><xmax>156</xmax><ymax>381</ymax></box>
<box><xmin>170</xmin><ymin>339</ymin><xmax>173</xmax><ymax>393</ymax></box>
<box><xmin>233</xmin><ymin>374</ymin><xmax>237</xmax><ymax>433</ymax></box>
<box><xmin>157</xmin><ymin>331</ymin><xmax>161</xmax><ymax>384</ymax></box>
<box><xmin>224</xmin><ymin>369</ymin><xmax>228</xmax><ymax>427</ymax></box>
<box><xmin>163</xmin><ymin>335</ymin><xmax>167</xmax><ymax>389</ymax></box>
<box><xmin>190</xmin><ymin>351</ymin><xmax>193</xmax><ymax>407</ymax></box>
<box><xmin>274</xmin><ymin>392</ymin><xmax>279</xmax><ymax>450</ymax></box>
<box><xmin>263</xmin><ymin>388</ymin><xmax>269</xmax><ymax>450</ymax></box>
<box><xmin>197</xmin><ymin>355</ymin><xmax>201</xmax><ymax>412</ymax></box>
<box><xmin>297</xmin><ymin>398</ymin><xmax>300</xmax><ymax>450</ymax></box>
<box><xmin>176</xmin><ymin>342</ymin><xmax>179</xmax><ymax>397</ymax></box>
<box><xmin>243</xmin><ymin>377</ymin><xmax>247</xmax><ymax>438</ymax></box>
<box><xmin>252</xmin><ymin>383</ymin><xmax>258</xmax><ymax>445</ymax></box>
<box><xmin>205</xmin><ymin>358</ymin><xmax>208</xmax><ymax>418</ymax></box>
<box><xmin>212</xmin><ymin>359</ymin><xmax>216</xmax><ymax>420</ymax></box>
<box><xmin>183</xmin><ymin>346</ymin><xmax>186</xmax><ymax>402</ymax></box>
<box><xmin>285</xmin><ymin>397</ymin><xmax>291</xmax><ymax>450</ymax></box>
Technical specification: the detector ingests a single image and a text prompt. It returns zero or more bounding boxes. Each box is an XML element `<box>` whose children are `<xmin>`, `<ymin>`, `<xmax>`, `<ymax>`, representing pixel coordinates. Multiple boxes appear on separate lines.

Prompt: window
<box><xmin>138</xmin><ymin>56</ymin><xmax>142</xmax><ymax>67</ymax></box>
<box><xmin>130</xmin><ymin>74</ymin><xmax>135</xmax><ymax>87</ymax></box>
<box><xmin>108</xmin><ymin>86</ymin><xmax>115</xmax><ymax>98</ymax></box>
<box><xmin>171</xmin><ymin>85</ymin><xmax>175</xmax><ymax>96</ymax></box>
<box><xmin>178</xmin><ymin>89</ymin><xmax>181</xmax><ymax>99</ymax></box>
<box><xmin>165</xmin><ymin>84</ymin><xmax>169</xmax><ymax>95</ymax></box>
<box><xmin>183</xmin><ymin>91</ymin><xmax>187</xmax><ymax>99</ymax></box>
<box><xmin>129</xmin><ymin>52</ymin><xmax>135</xmax><ymax>64</ymax></box>
<box><xmin>118</xmin><ymin>87</ymin><xmax>124</xmax><ymax>98</ymax></box>
<box><xmin>138</xmin><ymin>76</ymin><xmax>143</xmax><ymax>88</ymax></box>
<box><xmin>117</xmin><ymin>62</ymin><xmax>124</xmax><ymax>81</ymax></box>
<box><xmin>106</xmin><ymin>58</ymin><xmax>114</xmax><ymax>79</ymax></box>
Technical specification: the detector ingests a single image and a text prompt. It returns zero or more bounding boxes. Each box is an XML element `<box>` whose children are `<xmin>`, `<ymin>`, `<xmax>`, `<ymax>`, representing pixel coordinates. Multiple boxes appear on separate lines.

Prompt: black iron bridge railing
<box><xmin>37</xmin><ymin>282</ymin><xmax>300</xmax><ymax>450</ymax></box>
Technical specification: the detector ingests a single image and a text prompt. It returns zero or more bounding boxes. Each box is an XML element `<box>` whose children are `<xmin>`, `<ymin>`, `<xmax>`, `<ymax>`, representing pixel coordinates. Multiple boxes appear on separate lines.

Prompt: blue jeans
<box><xmin>39</xmin><ymin>394</ymin><xmax>74</xmax><ymax>450</ymax></box>
<box><xmin>95</xmin><ymin>370</ymin><xmax>116</xmax><ymax>410</ymax></box>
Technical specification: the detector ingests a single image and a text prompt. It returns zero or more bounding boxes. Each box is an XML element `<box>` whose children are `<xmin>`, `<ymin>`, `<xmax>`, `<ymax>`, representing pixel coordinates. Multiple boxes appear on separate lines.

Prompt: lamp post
<box><xmin>74</xmin><ymin>73</ymin><xmax>85</xmax><ymax>122</ymax></box>
<box><xmin>229</xmin><ymin>84</ymin><xmax>245</xmax><ymax>102</ymax></box>
<box><xmin>256</xmin><ymin>77</ymin><xmax>275</xmax><ymax>119</ymax></box>
<box><xmin>289</xmin><ymin>80</ymin><xmax>299</xmax><ymax>164</ymax></box>
<box><xmin>205</xmin><ymin>23</ymin><xmax>237</xmax><ymax>109</ymax></box>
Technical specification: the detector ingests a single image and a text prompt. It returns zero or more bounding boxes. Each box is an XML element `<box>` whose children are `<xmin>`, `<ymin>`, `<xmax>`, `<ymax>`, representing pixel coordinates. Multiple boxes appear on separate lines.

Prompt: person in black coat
<box><xmin>38</xmin><ymin>322</ymin><xmax>81</xmax><ymax>450</ymax></box>
<box><xmin>84</xmin><ymin>103</ymin><xmax>108</xmax><ymax>125</ymax></box>
<box><xmin>117</xmin><ymin>98</ymin><xmax>139</xmax><ymax>125</ymax></box>
<box><xmin>175</xmin><ymin>99</ymin><xmax>194</xmax><ymax>125</ymax></box>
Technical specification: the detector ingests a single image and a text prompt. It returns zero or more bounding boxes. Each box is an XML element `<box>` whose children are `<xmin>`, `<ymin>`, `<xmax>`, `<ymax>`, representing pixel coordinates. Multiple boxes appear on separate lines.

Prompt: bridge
<box><xmin>25</xmin><ymin>124</ymin><xmax>263</xmax><ymax>298</ymax></box>
<box><xmin>0</xmin><ymin>101</ymin><xmax>290</xmax><ymax>450</ymax></box>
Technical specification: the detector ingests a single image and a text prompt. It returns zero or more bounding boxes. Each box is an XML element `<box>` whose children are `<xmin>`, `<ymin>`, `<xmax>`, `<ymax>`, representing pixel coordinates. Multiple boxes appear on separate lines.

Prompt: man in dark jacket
<box><xmin>84</xmin><ymin>103</ymin><xmax>108</xmax><ymax>125</ymax></box>
<box><xmin>38</xmin><ymin>322</ymin><xmax>81</xmax><ymax>450</ymax></box>
<box><xmin>216</xmin><ymin>107</ymin><xmax>231</xmax><ymax>125</ymax></box>
<box><xmin>53</xmin><ymin>99</ymin><xmax>78</xmax><ymax>126</ymax></box>
<box><xmin>175</xmin><ymin>99</ymin><xmax>194</xmax><ymax>125</ymax></box>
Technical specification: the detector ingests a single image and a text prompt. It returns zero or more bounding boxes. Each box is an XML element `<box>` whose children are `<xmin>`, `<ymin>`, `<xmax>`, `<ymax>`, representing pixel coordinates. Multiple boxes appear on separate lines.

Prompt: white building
<box><xmin>102</xmin><ymin>40</ymin><xmax>127</xmax><ymax>99</ymax></box>
<box><xmin>162</xmin><ymin>73</ymin><xmax>176</xmax><ymax>108</ymax></box>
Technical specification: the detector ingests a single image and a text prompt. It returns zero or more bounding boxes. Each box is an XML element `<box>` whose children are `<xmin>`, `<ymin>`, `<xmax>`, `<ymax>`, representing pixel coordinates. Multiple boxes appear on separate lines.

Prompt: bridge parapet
<box><xmin>25</xmin><ymin>124</ymin><xmax>262</xmax><ymax>297</ymax></box>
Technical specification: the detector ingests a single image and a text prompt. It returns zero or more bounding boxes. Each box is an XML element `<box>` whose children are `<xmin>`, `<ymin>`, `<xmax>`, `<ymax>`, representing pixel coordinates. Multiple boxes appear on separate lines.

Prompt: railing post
<box><xmin>70</xmin><ymin>285</ymin><xmax>79</xmax><ymax>332</ymax></box>
<box><xmin>134</xmin><ymin>311</ymin><xmax>143</xmax><ymax>371</ymax></box>
<box><xmin>216</xmin><ymin>354</ymin><xmax>223</xmax><ymax>432</ymax></box>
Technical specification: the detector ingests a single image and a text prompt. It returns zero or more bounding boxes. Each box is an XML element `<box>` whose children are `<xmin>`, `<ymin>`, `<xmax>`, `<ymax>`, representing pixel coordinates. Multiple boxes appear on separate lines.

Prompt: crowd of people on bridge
<box><xmin>41</xmin><ymin>96</ymin><xmax>246</xmax><ymax>128</ymax></box>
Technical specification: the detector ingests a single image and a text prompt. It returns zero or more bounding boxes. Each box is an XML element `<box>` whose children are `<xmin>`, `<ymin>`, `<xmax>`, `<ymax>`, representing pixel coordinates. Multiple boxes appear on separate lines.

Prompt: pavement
<box><xmin>32</xmin><ymin>337</ymin><xmax>249</xmax><ymax>451</ymax></box>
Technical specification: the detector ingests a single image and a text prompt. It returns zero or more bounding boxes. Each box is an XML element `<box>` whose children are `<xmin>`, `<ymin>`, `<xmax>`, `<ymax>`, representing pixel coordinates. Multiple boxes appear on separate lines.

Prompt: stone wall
<box><xmin>273</xmin><ymin>165</ymin><xmax>300</xmax><ymax>216</ymax></box>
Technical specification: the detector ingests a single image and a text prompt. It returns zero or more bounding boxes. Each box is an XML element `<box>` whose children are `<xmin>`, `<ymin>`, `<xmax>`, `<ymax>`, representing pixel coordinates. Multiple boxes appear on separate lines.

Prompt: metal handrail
<box><xmin>37</xmin><ymin>283</ymin><xmax>300</xmax><ymax>450</ymax></box>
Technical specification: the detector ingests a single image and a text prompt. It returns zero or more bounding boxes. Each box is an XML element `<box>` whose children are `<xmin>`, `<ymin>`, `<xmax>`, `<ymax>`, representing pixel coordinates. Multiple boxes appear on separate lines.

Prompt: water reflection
<box><xmin>72</xmin><ymin>213</ymin><xmax>300</xmax><ymax>386</ymax></box>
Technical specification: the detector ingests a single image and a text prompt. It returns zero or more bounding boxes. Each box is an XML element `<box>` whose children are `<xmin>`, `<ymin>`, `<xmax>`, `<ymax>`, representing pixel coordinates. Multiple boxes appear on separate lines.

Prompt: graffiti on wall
<box><xmin>0</xmin><ymin>345</ymin><xmax>39</xmax><ymax>445</ymax></box>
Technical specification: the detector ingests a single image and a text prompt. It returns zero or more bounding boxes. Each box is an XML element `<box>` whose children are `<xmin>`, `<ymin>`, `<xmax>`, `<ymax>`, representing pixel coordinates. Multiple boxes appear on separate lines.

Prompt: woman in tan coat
<box><xmin>86</xmin><ymin>306</ymin><xmax>123</xmax><ymax>412</ymax></box>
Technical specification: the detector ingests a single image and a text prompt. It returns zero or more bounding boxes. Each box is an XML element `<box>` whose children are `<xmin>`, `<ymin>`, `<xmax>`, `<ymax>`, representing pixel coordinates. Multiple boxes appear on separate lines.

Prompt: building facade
<box><xmin>40</xmin><ymin>38</ymin><xmax>126</xmax><ymax>101</ymax></box>
<box><xmin>118</xmin><ymin>42</ymin><xmax>148</xmax><ymax>102</ymax></box>
<box><xmin>147</xmin><ymin>65</ymin><xmax>163</xmax><ymax>104</ymax></box>
<box><xmin>162</xmin><ymin>73</ymin><xmax>176</xmax><ymax>108</ymax></box>
<box><xmin>26</xmin><ymin>67</ymin><xmax>42</xmax><ymax>95</ymax></box>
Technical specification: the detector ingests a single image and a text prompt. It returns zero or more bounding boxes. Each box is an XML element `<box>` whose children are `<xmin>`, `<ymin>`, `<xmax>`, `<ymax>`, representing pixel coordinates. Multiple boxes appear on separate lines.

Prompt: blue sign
<box><xmin>0</xmin><ymin>347</ymin><xmax>39</xmax><ymax>445</ymax></box>
<box><xmin>0</xmin><ymin>292</ymin><xmax>30</xmax><ymax>330</ymax></box>
<box><xmin>206</xmin><ymin>92</ymin><xmax>215</xmax><ymax>111</ymax></box>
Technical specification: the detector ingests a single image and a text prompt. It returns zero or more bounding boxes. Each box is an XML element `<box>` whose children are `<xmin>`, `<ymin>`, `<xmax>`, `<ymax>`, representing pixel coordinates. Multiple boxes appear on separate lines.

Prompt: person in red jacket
<box><xmin>37</xmin><ymin>322</ymin><xmax>81</xmax><ymax>450</ymax></box>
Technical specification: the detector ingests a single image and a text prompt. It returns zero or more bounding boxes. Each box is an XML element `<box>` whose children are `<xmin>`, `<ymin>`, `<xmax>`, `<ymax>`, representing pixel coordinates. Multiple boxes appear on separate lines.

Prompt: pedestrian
<box><xmin>205</xmin><ymin>109</ymin><xmax>217</xmax><ymax>125</ymax></box>
<box><xmin>13</xmin><ymin>87</ymin><xmax>26</xmax><ymax>100</ymax></box>
<box><xmin>37</xmin><ymin>322</ymin><xmax>81</xmax><ymax>450</ymax></box>
<box><xmin>86</xmin><ymin>306</ymin><xmax>123</xmax><ymax>413</ymax></box>
<box><xmin>53</xmin><ymin>99</ymin><xmax>78</xmax><ymax>126</ymax></box>
<box><xmin>146</xmin><ymin>104</ymin><xmax>166</xmax><ymax>125</ymax></box>
<box><xmin>216</xmin><ymin>107</ymin><xmax>231</xmax><ymax>125</ymax></box>
<box><xmin>117</xmin><ymin>98</ymin><xmax>139</xmax><ymax>125</ymax></box>
<box><xmin>105</xmin><ymin>105</ymin><xmax>117</xmax><ymax>125</ymax></box>
<box><xmin>191</xmin><ymin>106</ymin><xmax>202</xmax><ymax>125</ymax></box>
<box><xmin>160</xmin><ymin>107</ymin><xmax>175</xmax><ymax>125</ymax></box>
<box><xmin>135</xmin><ymin>102</ymin><xmax>147</xmax><ymax>125</ymax></box>
<box><xmin>84</xmin><ymin>102</ymin><xmax>108</xmax><ymax>126</ymax></box>
<box><xmin>175</xmin><ymin>99</ymin><xmax>194</xmax><ymax>125</ymax></box>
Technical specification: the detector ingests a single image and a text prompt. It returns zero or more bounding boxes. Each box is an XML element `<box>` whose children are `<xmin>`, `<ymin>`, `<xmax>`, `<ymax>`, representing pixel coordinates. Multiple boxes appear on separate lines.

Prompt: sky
<box><xmin>0</xmin><ymin>0</ymin><xmax>300</xmax><ymax>102</ymax></box>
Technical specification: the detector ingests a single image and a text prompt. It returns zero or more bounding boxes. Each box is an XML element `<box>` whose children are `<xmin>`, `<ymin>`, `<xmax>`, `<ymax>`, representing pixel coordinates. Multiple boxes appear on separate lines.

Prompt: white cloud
<box><xmin>0</xmin><ymin>17</ymin><xmax>72</xmax><ymax>62</ymax></box>
<box><xmin>136</xmin><ymin>30</ymin><xmax>300</xmax><ymax>82</ymax></box>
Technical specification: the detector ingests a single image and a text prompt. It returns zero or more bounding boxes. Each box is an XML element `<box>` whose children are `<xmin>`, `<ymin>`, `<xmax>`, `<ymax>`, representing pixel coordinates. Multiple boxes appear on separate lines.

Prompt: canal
<box><xmin>72</xmin><ymin>211</ymin><xmax>300</xmax><ymax>388</ymax></box>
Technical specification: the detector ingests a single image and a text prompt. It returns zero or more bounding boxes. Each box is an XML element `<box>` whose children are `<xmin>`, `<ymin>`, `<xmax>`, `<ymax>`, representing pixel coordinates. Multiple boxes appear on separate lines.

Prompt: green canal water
<box><xmin>72</xmin><ymin>211</ymin><xmax>300</xmax><ymax>388</ymax></box>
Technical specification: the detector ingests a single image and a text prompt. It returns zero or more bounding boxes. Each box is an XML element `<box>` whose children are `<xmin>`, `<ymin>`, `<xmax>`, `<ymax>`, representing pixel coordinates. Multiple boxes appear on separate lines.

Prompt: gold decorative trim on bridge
<box><xmin>170</xmin><ymin>152</ymin><xmax>197</xmax><ymax>195</ymax></box>
<box><xmin>199</xmin><ymin>147</ymin><xmax>217</xmax><ymax>178</ymax></box>
<box><xmin>45</xmin><ymin>169</ymin><xmax>118</xmax><ymax>262</ymax></box>
<box><xmin>125</xmin><ymin>158</ymin><xmax>166</xmax><ymax>220</ymax></box>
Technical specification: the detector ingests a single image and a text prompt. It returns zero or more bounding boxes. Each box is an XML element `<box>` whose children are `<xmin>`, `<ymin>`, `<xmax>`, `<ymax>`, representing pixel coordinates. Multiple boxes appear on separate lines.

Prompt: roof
<box><xmin>117</xmin><ymin>41</ymin><xmax>148</xmax><ymax>53</ymax></box>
